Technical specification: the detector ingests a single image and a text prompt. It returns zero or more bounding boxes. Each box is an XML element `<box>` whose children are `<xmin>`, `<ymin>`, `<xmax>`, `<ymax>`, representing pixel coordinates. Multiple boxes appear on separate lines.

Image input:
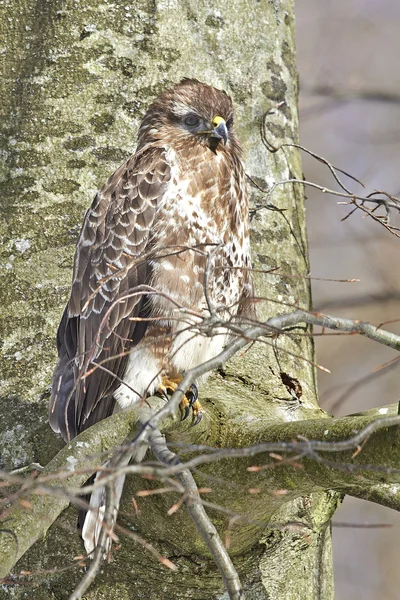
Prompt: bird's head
<box><xmin>137</xmin><ymin>78</ymin><xmax>240</xmax><ymax>154</ymax></box>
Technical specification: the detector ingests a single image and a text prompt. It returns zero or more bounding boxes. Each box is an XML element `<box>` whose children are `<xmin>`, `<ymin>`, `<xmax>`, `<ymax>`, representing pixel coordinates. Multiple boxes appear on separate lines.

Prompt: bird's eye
<box><xmin>226</xmin><ymin>116</ymin><xmax>233</xmax><ymax>128</ymax></box>
<box><xmin>184</xmin><ymin>114</ymin><xmax>200</xmax><ymax>127</ymax></box>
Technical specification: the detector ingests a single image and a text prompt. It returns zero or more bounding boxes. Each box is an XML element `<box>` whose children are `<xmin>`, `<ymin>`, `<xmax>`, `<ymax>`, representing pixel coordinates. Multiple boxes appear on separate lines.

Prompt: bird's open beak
<box><xmin>212</xmin><ymin>116</ymin><xmax>228</xmax><ymax>145</ymax></box>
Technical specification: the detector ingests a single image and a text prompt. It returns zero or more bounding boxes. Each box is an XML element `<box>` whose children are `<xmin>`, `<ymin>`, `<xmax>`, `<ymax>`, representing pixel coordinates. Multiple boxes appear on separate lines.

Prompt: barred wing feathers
<box><xmin>50</xmin><ymin>146</ymin><xmax>171</xmax><ymax>440</ymax></box>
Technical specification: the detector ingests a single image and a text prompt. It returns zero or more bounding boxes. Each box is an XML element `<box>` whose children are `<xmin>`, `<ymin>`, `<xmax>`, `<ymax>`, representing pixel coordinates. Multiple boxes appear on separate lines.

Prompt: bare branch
<box><xmin>303</xmin><ymin>84</ymin><xmax>400</xmax><ymax>106</ymax></box>
<box><xmin>0</xmin><ymin>397</ymin><xmax>167</xmax><ymax>579</ymax></box>
<box><xmin>68</xmin><ymin>483</ymin><xmax>114</xmax><ymax>600</ymax></box>
<box><xmin>3</xmin><ymin>302</ymin><xmax>400</xmax><ymax>578</ymax></box>
<box><xmin>257</xmin><ymin>106</ymin><xmax>400</xmax><ymax>235</ymax></box>
<box><xmin>150</xmin><ymin>429</ymin><xmax>244</xmax><ymax>600</ymax></box>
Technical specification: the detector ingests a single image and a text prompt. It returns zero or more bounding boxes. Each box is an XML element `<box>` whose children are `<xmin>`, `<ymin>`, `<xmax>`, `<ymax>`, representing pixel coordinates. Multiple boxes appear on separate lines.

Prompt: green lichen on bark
<box><xmin>5</xmin><ymin>400</ymin><xmax>400</xmax><ymax>597</ymax></box>
<box><xmin>0</xmin><ymin>0</ymin><xmax>340</xmax><ymax>598</ymax></box>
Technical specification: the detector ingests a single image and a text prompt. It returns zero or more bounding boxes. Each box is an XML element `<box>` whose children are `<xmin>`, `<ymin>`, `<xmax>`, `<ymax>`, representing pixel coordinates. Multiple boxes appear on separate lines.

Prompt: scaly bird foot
<box><xmin>158</xmin><ymin>376</ymin><xmax>182</xmax><ymax>401</ymax></box>
<box><xmin>157</xmin><ymin>377</ymin><xmax>203</xmax><ymax>426</ymax></box>
<box><xmin>181</xmin><ymin>383</ymin><xmax>203</xmax><ymax>426</ymax></box>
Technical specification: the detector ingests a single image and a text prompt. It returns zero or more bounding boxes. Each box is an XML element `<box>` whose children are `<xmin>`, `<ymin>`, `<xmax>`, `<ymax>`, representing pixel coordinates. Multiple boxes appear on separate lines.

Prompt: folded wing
<box><xmin>49</xmin><ymin>146</ymin><xmax>171</xmax><ymax>440</ymax></box>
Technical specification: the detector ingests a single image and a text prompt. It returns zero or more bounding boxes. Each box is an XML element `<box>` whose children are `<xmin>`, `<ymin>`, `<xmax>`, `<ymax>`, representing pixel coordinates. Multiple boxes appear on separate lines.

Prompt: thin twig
<box><xmin>68</xmin><ymin>483</ymin><xmax>114</xmax><ymax>600</ymax></box>
<box><xmin>150</xmin><ymin>429</ymin><xmax>244</xmax><ymax>600</ymax></box>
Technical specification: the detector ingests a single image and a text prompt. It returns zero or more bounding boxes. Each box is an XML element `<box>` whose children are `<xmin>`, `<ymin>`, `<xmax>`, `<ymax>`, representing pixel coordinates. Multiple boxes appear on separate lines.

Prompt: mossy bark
<box><xmin>1</xmin><ymin>0</ymin><xmax>339</xmax><ymax>598</ymax></box>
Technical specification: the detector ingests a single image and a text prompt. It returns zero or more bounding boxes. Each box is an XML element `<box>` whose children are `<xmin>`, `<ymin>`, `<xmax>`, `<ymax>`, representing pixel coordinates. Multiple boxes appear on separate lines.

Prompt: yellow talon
<box><xmin>157</xmin><ymin>375</ymin><xmax>182</xmax><ymax>400</ymax></box>
<box><xmin>158</xmin><ymin>376</ymin><xmax>203</xmax><ymax>425</ymax></box>
<box><xmin>179</xmin><ymin>396</ymin><xmax>203</xmax><ymax>425</ymax></box>
<box><xmin>160</xmin><ymin>375</ymin><xmax>182</xmax><ymax>392</ymax></box>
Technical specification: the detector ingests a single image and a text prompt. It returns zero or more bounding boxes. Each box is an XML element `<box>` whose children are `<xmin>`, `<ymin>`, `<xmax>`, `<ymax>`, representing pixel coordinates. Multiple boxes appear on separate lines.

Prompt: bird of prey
<box><xmin>49</xmin><ymin>78</ymin><xmax>254</xmax><ymax>553</ymax></box>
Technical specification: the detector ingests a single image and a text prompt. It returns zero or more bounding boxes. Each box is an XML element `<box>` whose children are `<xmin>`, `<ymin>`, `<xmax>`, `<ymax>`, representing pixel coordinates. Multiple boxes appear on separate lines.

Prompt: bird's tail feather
<box><xmin>81</xmin><ymin>442</ymin><xmax>148</xmax><ymax>557</ymax></box>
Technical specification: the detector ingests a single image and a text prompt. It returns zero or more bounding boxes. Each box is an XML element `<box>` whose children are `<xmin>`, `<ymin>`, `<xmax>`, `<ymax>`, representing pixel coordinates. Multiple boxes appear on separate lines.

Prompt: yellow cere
<box><xmin>212</xmin><ymin>116</ymin><xmax>226</xmax><ymax>127</ymax></box>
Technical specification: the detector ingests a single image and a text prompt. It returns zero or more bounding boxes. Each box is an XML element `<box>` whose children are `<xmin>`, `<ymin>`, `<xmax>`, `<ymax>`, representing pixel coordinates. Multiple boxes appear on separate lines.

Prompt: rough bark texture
<box><xmin>0</xmin><ymin>0</ymin><xmax>340</xmax><ymax>598</ymax></box>
<box><xmin>4</xmin><ymin>400</ymin><xmax>400</xmax><ymax>596</ymax></box>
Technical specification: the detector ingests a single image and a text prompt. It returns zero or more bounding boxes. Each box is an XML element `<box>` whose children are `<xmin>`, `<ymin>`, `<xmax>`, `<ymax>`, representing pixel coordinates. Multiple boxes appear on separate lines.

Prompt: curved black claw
<box><xmin>186</xmin><ymin>383</ymin><xmax>198</xmax><ymax>407</ymax></box>
<box><xmin>181</xmin><ymin>404</ymin><xmax>191</xmax><ymax>421</ymax></box>
<box><xmin>160</xmin><ymin>388</ymin><xmax>170</xmax><ymax>402</ymax></box>
<box><xmin>190</xmin><ymin>411</ymin><xmax>203</xmax><ymax>427</ymax></box>
<box><xmin>179</xmin><ymin>383</ymin><xmax>202</xmax><ymax>424</ymax></box>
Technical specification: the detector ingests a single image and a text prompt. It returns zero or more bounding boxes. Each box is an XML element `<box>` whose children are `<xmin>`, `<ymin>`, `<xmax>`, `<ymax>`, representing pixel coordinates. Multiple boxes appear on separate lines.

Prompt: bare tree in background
<box><xmin>1</xmin><ymin>1</ymin><xmax>400</xmax><ymax>599</ymax></box>
<box><xmin>295</xmin><ymin>4</ymin><xmax>400</xmax><ymax>597</ymax></box>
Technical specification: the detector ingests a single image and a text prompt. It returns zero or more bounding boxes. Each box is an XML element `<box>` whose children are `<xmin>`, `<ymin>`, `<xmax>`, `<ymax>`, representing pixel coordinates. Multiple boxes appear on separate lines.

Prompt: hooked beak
<box><xmin>212</xmin><ymin>116</ymin><xmax>228</xmax><ymax>145</ymax></box>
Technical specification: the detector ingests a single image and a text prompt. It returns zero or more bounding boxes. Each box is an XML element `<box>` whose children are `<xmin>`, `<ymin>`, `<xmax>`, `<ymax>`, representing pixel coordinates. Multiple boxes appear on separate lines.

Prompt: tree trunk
<box><xmin>0</xmin><ymin>0</ymin><xmax>340</xmax><ymax>598</ymax></box>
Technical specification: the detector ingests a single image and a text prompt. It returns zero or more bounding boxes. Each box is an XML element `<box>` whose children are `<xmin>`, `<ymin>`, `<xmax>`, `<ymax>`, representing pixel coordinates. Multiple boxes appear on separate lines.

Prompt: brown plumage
<box><xmin>50</xmin><ymin>78</ymin><xmax>254</xmax><ymax>554</ymax></box>
<box><xmin>50</xmin><ymin>77</ymin><xmax>253</xmax><ymax>443</ymax></box>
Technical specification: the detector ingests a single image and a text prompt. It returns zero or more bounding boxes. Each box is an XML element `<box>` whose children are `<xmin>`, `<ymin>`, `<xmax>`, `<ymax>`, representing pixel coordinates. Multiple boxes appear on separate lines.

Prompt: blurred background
<box><xmin>296</xmin><ymin>2</ymin><xmax>400</xmax><ymax>598</ymax></box>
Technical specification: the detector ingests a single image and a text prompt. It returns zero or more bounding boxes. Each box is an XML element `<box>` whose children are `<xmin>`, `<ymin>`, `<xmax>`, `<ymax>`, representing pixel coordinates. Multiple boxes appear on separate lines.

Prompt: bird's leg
<box><xmin>158</xmin><ymin>376</ymin><xmax>203</xmax><ymax>425</ymax></box>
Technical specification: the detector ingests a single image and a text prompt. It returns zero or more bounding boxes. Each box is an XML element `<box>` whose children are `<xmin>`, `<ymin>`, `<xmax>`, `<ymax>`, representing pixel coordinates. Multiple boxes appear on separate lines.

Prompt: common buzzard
<box><xmin>50</xmin><ymin>78</ymin><xmax>254</xmax><ymax>553</ymax></box>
